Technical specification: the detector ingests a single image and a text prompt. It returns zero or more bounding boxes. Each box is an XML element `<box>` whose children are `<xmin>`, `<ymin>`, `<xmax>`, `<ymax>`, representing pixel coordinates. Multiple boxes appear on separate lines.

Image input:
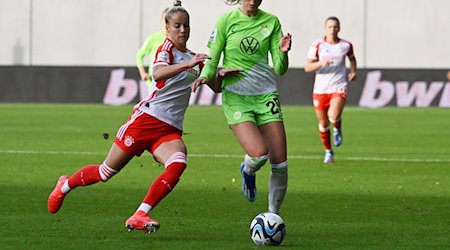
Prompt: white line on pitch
<box><xmin>0</xmin><ymin>149</ymin><xmax>448</xmax><ymax>163</ymax></box>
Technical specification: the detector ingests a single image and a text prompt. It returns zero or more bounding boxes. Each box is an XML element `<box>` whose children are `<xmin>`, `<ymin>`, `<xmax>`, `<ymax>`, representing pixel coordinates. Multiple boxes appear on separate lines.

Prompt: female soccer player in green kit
<box><xmin>192</xmin><ymin>0</ymin><xmax>292</xmax><ymax>214</ymax></box>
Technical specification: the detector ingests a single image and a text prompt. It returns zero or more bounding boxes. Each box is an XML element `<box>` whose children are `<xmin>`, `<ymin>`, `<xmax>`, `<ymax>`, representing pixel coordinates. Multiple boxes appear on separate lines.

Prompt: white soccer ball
<box><xmin>250</xmin><ymin>212</ymin><xmax>286</xmax><ymax>246</ymax></box>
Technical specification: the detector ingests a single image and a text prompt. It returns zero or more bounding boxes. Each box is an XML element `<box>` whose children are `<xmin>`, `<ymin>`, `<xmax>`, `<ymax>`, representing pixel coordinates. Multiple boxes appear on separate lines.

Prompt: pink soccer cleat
<box><xmin>48</xmin><ymin>175</ymin><xmax>69</xmax><ymax>213</ymax></box>
<box><xmin>125</xmin><ymin>210</ymin><xmax>160</xmax><ymax>234</ymax></box>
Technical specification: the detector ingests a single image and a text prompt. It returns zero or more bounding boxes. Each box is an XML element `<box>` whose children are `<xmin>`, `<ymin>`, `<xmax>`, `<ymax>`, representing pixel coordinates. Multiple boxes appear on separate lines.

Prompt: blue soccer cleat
<box><xmin>241</xmin><ymin>163</ymin><xmax>256</xmax><ymax>202</ymax></box>
<box><xmin>333</xmin><ymin>129</ymin><xmax>342</xmax><ymax>147</ymax></box>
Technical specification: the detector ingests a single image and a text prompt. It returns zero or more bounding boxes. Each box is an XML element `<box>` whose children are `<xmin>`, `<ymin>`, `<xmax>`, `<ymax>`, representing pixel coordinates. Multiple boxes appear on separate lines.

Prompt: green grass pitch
<box><xmin>0</xmin><ymin>104</ymin><xmax>449</xmax><ymax>249</ymax></box>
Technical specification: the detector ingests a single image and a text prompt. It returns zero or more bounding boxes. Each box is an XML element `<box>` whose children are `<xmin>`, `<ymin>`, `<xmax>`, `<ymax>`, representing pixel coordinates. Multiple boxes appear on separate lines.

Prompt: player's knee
<box><xmin>165</xmin><ymin>152</ymin><xmax>187</xmax><ymax>175</ymax></box>
<box><xmin>245</xmin><ymin>154</ymin><xmax>269</xmax><ymax>171</ymax></box>
<box><xmin>98</xmin><ymin>162</ymin><xmax>119</xmax><ymax>182</ymax></box>
<box><xmin>329</xmin><ymin>117</ymin><xmax>340</xmax><ymax>124</ymax></box>
<box><xmin>162</xmin><ymin>152</ymin><xmax>187</xmax><ymax>189</ymax></box>
<box><xmin>318</xmin><ymin>124</ymin><xmax>330</xmax><ymax>132</ymax></box>
<box><xmin>271</xmin><ymin>161</ymin><xmax>288</xmax><ymax>175</ymax></box>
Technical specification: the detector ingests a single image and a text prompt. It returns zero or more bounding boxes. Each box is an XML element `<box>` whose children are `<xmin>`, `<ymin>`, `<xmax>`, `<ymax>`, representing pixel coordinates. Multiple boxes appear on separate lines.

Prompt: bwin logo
<box><xmin>240</xmin><ymin>37</ymin><xmax>260</xmax><ymax>55</ymax></box>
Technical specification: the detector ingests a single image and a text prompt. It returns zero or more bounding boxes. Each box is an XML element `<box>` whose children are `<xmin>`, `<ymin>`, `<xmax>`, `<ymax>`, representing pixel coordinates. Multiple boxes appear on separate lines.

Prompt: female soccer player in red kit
<box><xmin>48</xmin><ymin>1</ymin><xmax>212</xmax><ymax>234</ymax></box>
<box><xmin>305</xmin><ymin>16</ymin><xmax>357</xmax><ymax>164</ymax></box>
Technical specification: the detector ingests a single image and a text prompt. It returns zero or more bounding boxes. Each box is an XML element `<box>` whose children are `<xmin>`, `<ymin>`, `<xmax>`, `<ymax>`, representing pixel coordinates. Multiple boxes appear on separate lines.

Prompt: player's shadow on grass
<box><xmin>3</xmin><ymin>185</ymin><xmax>449</xmax><ymax>249</ymax></box>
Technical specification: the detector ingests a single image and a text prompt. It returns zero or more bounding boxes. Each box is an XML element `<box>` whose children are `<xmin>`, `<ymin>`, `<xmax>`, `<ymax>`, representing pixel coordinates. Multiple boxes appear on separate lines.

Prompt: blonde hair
<box><xmin>223</xmin><ymin>0</ymin><xmax>240</xmax><ymax>6</ymax></box>
<box><xmin>164</xmin><ymin>0</ymin><xmax>189</xmax><ymax>24</ymax></box>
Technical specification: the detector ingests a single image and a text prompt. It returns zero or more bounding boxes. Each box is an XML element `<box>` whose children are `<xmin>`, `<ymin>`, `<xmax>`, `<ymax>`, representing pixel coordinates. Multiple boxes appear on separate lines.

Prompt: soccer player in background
<box><xmin>192</xmin><ymin>0</ymin><xmax>292</xmax><ymax>215</ymax></box>
<box><xmin>136</xmin><ymin>8</ymin><xmax>168</xmax><ymax>91</ymax></box>
<box><xmin>304</xmin><ymin>16</ymin><xmax>357</xmax><ymax>164</ymax></box>
<box><xmin>48</xmin><ymin>1</ymin><xmax>213</xmax><ymax>234</ymax></box>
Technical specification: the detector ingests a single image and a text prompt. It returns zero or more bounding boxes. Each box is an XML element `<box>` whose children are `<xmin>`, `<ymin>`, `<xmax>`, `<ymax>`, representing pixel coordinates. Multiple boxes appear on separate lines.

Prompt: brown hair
<box><xmin>325</xmin><ymin>16</ymin><xmax>340</xmax><ymax>27</ymax></box>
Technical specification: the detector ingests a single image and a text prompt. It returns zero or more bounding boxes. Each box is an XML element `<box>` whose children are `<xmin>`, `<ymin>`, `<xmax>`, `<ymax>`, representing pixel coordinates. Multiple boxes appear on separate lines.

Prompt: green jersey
<box><xmin>200</xmin><ymin>8</ymin><xmax>289</xmax><ymax>95</ymax></box>
<box><xmin>136</xmin><ymin>31</ymin><xmax>166</xmax><ymax>76</ymax></box>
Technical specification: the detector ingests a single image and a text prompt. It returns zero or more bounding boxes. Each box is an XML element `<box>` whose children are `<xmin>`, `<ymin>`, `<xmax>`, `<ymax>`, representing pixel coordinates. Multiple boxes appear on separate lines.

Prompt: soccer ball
<box><xmin>250</xmin><ymin>212</ymin><xmax>286</xmax><ymax>246</ymax></box>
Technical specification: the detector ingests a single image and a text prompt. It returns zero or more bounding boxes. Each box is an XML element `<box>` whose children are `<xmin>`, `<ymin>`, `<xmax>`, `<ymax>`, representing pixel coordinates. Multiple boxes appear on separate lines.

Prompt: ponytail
<box><xmin>173</xmin><ymin>0</ymin><xmax>182</xmax><ymax>6</ymax></box>
<box><xmin>165</xmin><ymin>0</ymin><xmax>188</xmax><ymax>24</ymax></box>
<box><xmin>223</xmin><ymin>0</ymin><xmax>240</xmax><ymax>5</ymax></box>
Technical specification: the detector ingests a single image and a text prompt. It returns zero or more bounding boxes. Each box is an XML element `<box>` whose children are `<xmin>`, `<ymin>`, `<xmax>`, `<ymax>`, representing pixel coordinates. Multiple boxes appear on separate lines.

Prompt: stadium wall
<box><xmin>0</xmin><ymin>0</ymin><xmax>449</xmax><ymax>106</ymax></box>
<box><xmin>1</xmin><ymin>66</ymin><xmax>449</xmax><ymax>107</ymax></box>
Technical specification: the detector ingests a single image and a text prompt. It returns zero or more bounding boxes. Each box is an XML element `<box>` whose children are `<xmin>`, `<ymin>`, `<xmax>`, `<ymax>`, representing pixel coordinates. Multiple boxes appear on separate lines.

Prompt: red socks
<box><xmin>67</xmin><ymin>163</ymin><xmax>118</xmax><ymax>189</ymax></box>
<box><xmin>333</xmin><ymin>119</ymin><xmax>341</xmax><ymax>130</ymax></box>
<box><xmin>65</xmin><ymin>159</ymin><xmax>186</xmax><ymax>211</ymax></box>
<box><xmin>320</xmin><ymin>130</ymin><xmax>332</xmax><ymax>151</ymax></box>
<box><xmin>67</xmin><ymin>164</ymin><xmax>102</xmax><ymax>188</ymax></box>
<box><xmin>143</xmin><ymin>162</ymin><xmax>186</xmax><ymax>208</ymax></box>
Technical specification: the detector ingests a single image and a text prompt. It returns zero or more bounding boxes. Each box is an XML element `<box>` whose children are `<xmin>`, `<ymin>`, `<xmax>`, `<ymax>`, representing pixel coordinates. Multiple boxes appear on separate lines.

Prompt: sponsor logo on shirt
<box><xmin>240</xmin><ymin>37</ymin><xmax>260</xmax><ymax>55</ymax></box>
<box><xmin>208</xmin><ymin>28</ymin><xmax>217</xmax><ymax>42</ymax></box>
<box><xmin>157</xmin><ymin>51</ymin><xmax>170</xmax><ymax>63</ymax></box>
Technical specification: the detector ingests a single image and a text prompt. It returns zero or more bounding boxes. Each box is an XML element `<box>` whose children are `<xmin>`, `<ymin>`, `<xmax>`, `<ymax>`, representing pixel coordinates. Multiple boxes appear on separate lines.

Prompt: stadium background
<box><xmin>1</xmin><ymin>0</ymin><xmax>449</xmax><ymax>107</ymax></box>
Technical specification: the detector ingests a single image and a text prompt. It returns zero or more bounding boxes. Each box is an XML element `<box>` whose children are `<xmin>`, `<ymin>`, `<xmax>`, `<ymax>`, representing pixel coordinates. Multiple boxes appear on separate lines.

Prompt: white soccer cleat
<box><xmin>323</xmin><ymin>151</ymin><xmax>334</xmax><ymax>164</ymax></box>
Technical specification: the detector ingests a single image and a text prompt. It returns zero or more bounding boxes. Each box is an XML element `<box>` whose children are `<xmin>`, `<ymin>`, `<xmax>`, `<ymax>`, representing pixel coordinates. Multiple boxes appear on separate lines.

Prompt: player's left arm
<box><xmin>270</xmin><ymin>18</ymin><xmax>290</xmax><ymax>76</ymax></box>
<box><xmin>347</xmin><ymin>44</ymin><xmax>357</xmax><ymax>81</ymax></box>
<box><xmin>206</xmin><ymin>68</ymin><xmax>243</xmax><ymax>93</ymax></box>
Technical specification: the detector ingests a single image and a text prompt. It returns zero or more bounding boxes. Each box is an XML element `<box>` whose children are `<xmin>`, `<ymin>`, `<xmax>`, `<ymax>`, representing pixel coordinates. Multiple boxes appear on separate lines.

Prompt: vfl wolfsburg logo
<box><xmin>240</xmin><ymin>37</ymin><xmax>260</xmax><ymax>55</ymax></box>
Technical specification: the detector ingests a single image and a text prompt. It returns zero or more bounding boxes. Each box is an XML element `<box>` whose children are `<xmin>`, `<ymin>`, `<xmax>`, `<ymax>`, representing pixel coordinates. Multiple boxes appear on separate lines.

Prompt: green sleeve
<box><xmin>200</xmin><ymin>14</ymin><xmax>227</xmax><ymax>81</ymax></box>
<box><xmin>270</xmin><ymin>18</ymin><xmax>289</xmax><ymax>76</ymax></box>
<box><xmin>136</xmin><ymin>36</ymin><xmax>152</xmax><ymax>67</ymax></box>
<box><xmin>135</xmin><ymin>31</ymin><xmax>165</xmax><ymax>67</ymax></box>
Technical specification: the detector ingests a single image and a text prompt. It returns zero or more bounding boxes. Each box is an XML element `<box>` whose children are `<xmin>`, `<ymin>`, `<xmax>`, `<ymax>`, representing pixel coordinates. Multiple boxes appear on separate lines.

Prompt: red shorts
<box><xmin>114</xmin><ymin>110</ymin><xmax>182</xmax><ymax>156</ymax></box>
<box><xmin>313</xmin><ymin>93</ymin><xmax>347</xmax><ymax>110</ymax></box>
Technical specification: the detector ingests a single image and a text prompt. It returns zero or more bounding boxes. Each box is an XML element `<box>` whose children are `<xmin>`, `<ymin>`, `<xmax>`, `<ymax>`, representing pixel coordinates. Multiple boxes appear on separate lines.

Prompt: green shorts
<box><xmin>222</xmin><ymin>90</ymin><xmax>283</xmax><ymax>126</ymax></box>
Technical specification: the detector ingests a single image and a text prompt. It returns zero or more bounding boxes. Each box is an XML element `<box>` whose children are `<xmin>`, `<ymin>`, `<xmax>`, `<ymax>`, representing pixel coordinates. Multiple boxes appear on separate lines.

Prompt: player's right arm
<box><xmin>304</xmin><ymin>41</ymin><xmax>331</xmax><ymax>73</ymax></box>
<box><xmin>199</xmin><ymin>14</ymin><xmax>227</xmax><ymax>82</ymax></box>
<box><xmin>153</xmin><ymin>43</ymin><xmax>210</xmax><ymax>82</ymax></box>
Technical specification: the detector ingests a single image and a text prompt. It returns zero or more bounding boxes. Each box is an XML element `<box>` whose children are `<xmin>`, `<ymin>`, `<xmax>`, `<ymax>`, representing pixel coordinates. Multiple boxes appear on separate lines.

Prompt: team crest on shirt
<box><xmin>124</xmin><ymin>136</ymin><xmax>135</xmax><ymax>147</ymax></box>
<box><xmin>233</xmin><ymin>111</ymin><xmax>242</xmax><ymax>120</ymax></box>
<box><xmin>260</xmin><ymin>25</ymin><xmax>269</xmax><ymax>36</ymax></box>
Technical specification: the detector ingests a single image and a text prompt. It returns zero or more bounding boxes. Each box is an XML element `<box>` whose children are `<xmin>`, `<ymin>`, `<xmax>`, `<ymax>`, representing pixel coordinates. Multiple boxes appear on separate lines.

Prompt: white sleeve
<box><xmin>306</xmin><ymin>45</ymin><xmax>318</xmax><ymax>60</ymax></box>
